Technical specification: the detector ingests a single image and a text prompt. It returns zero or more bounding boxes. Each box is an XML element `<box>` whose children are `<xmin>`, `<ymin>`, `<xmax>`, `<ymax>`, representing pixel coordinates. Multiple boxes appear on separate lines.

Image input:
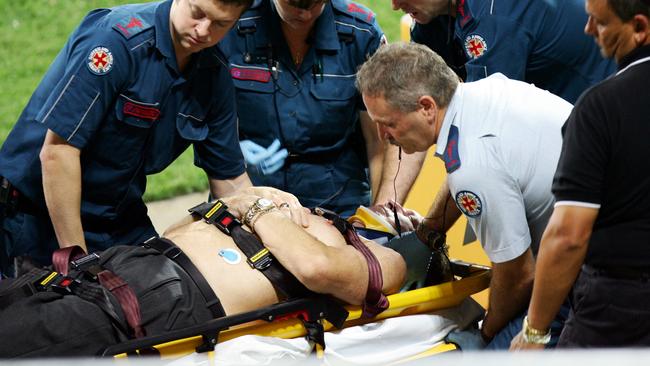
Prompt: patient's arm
<box><xmin>254</xmin><ymin>210</ymin><xmax>405</xmax><ymax>305</ymax></box>
<box><xmin>223</xmin><ymin>194</ymin><xmax>406</xmax><ymax>305</ymax></box>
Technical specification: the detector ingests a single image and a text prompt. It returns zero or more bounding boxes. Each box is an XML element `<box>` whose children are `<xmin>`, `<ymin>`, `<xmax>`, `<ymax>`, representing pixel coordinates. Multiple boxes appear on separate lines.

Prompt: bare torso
<box><xmin>163</xmin><ymin>214</ymin><xmax>351</xmax><ymax>315</ymax></box>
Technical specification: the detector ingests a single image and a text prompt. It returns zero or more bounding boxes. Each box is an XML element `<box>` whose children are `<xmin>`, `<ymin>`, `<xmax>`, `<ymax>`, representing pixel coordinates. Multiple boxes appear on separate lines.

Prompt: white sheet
<box><xmin>168</xmin><ymin>298</ymin><xmax>484</xmax><ymax>366</ymax></box>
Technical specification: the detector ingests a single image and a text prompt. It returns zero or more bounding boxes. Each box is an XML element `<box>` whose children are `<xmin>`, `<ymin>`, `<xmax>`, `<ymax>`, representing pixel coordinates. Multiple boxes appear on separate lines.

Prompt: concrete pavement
<box><xmin>145</xmin><ymin>191</ymin><xmax>209</xmax><ymax>234</ymax></box>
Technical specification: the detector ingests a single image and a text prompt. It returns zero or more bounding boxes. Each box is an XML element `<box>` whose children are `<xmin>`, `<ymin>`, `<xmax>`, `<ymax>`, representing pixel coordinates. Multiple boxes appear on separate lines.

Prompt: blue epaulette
<box><xmin>110</xmin><ymin>5</ymin><xmax>154</xmax><ymax>40</ymax></box>
<box><xmin>331</xmin><ymin>0</ymin><xmax>376</xmax><ymax>25</ymax></box>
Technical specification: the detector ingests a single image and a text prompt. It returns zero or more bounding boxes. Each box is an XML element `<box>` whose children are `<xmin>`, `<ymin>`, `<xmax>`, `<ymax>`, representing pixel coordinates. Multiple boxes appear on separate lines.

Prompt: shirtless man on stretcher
<box><xmin>0</xmin><ymin>192</ymin><xmax>407</xmax><ymax>357</ymax></box>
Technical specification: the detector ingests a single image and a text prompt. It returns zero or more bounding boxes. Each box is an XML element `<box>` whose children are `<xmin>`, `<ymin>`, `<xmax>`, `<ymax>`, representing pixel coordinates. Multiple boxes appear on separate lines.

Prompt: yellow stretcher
<box><xmin>104</xmin><ymin>260</ymin><xmax>490</xmax><ymax>360</ymax></box>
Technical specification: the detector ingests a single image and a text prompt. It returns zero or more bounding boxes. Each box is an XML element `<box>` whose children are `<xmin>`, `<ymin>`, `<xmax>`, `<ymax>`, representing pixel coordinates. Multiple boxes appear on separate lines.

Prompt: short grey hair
<box><xmin>356</xmin><ymin>42</ymin><xmax>459</xmax><ymax>113</ymax></box>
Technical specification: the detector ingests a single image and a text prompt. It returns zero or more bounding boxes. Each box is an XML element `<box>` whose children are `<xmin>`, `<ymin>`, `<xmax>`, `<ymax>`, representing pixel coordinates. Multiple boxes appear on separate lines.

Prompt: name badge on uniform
<box><xmin>231</xmin><ymin>67</ymin><xmax>271</xmax><ymax>83</ymax></box>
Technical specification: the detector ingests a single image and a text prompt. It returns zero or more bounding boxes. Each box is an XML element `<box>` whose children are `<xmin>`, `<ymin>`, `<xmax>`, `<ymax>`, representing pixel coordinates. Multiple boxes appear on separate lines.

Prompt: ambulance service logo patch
<box><xmin>455</xmin><ymin>190</ymin><xmax>482</xmax><ymax>217</ymax></box>
<box><xmin>87</xmin><ymin>47</ymin><xmax>113</xmax><ymax>75</ymax></box>
<box><xmin>464</xmin><ymin>34</ymin><xmax>487</xmax><ymax>59</ymax></box>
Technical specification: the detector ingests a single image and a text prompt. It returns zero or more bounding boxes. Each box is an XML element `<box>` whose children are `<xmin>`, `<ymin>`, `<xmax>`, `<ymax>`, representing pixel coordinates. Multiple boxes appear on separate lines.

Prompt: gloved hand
<box><xmin>385</xmin><ymin>231</ymin><xmax>432</xmax><ymax>291</ymax></box>
<box><xmin>240</xmin><ymin>139</ymin><xmax>288</xmax><ymax>175</ymax></box>
<box><xmin>445</xmin><ymin>328</ymin><xmax>487</xmax><ymax>351</ymax></box>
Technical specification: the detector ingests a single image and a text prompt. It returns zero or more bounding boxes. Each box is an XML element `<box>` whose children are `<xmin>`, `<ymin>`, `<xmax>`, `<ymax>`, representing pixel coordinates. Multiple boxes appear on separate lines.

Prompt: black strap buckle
<box><xmin>247</xmin><ymin>248</ymin><xmax>273</xmax><ymax>270</ymax></box>
<box><xmin>191</xmin><ymin>200</ymin><xmax>241</xmax><ymax>235</ymax></box>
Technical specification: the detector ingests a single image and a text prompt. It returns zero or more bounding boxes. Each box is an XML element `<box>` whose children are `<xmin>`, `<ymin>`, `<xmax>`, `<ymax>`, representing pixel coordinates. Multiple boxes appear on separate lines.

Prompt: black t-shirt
<box><xmin>552</xmin><ymin>45</ymin><xmax>650</xmax><ymax>267</ymax></box>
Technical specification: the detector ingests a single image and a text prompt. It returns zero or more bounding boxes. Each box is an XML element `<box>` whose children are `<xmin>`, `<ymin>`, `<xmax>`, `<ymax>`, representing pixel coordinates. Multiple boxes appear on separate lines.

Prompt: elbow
<box><xmin>39</xmin><ymin>144</ymin><xmax>61</xmax><ymax>175</ymax></box>
<box><xmin>543</xmin><ymin>224</ymin><xmax>591</xmax><ymax>255</ymax></box>
<box><xmin>292</xmin><ymin>253</ymin><xmax>332</xmax><ymax>293</ymax></box>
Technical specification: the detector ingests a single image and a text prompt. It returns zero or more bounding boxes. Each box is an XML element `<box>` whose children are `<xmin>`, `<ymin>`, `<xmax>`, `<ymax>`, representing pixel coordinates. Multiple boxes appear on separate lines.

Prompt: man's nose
<box><xmin>196</xmin><ymin>19</ymin><xmax>211</xmax><ymax>38</ymax></box>
<box><xmin>584</xmin><ymin>16</ymin><xmax>595</xmax><ymax>36</ymax></box>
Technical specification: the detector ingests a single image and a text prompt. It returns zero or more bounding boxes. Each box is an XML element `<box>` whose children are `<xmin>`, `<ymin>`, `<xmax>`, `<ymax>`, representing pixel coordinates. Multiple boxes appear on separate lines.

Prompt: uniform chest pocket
<box><xmin>93</xmin><ymin>96</ymin><xmax>158</xmax><ymax>169</ymax></box>
<box><xmin>231</xmin><ymin>67</ymin><xmax>276</xmax><ymax>137</ymax></box>
<box><xmin>307</xmin><ymin>76</ymin><xmax>358</xmax><ymax>138</ymax></box>
<box><xmin>176</xmin><ymin>111</ymin><xmax>208</xmax><ymax>141</ymax></box>
<box><xmin>115</xmin><ymin>96</ymin><xmax>161</xmax><ymax>128</ymax></box>
<box><xmin>310</xmin><ymin>76</ymin><xmax>357</xmax><ymax>101</ymax></box>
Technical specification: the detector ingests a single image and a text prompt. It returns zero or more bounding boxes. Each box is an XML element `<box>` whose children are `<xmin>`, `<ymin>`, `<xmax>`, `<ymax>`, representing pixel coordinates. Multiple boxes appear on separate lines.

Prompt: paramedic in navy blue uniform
<box><xmin>219</xmin><ymin>0</ymin><xmax>385</xmax><ymax>216</ymax></box>
<box><xmin>0</xmin><ymin>0</ymin><xmax>305</xmax><ymax>276</ymax></box>
<box><xmin>373</xmin><ymin>0</ymin><xmax>618</xmax><ymax>208</ymax></box>
<box><xmin>512</xmin><ymin>0</ymin><xmax>650</xmax><ymax>350</ymax></box>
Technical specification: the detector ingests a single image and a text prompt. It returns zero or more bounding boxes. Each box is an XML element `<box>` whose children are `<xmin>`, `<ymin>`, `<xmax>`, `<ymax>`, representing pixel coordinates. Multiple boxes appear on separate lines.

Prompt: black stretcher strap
<box><xmin>144</xmin><ymin>237</ymin><xmax>225</xmax><ymax>319</ymax></box>
<box><xmin>189</xmin><ymin>201</ymin><xmax>309</xmax><ymax>300</ymax></box>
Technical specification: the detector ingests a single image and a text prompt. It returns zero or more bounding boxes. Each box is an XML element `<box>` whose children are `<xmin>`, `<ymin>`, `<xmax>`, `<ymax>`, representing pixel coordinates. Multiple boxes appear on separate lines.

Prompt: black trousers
<box><xmin>559</xmin><ymin>265</ymin><xmax>650</xmax><ymax>347</ymax></box>
<box><xmin>0</xmin><ymin>245</ymin><xmax>213</xmax><ymax>358</ymax></box>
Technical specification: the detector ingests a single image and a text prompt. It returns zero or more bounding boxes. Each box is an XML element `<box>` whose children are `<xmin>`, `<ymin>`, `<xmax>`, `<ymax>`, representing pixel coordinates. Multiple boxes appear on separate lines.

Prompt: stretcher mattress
<box><xmin>167</xmin><ymin>298</ymin><xmax>484</xmax><ymax>365</ymax></box>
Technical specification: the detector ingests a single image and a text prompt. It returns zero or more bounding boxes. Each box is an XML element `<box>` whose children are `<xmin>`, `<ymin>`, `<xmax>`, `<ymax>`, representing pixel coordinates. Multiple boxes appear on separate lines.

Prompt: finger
<box><xmin>266</xmin><ymin>139</ymin><xmax>282</xmax><ymax>154</ymax></box>
<box><xmin>265</xmin><ymin>148</ymin><xmax>288</xmax><ymax>165</ymax></box>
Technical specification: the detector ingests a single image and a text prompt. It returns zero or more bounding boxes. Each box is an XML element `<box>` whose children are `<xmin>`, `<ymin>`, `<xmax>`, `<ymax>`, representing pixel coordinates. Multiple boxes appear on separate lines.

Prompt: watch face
<box><xmin>258</xmin><ymin>198</ymin><xmax>274</xmax><ymax>208</ymax></box>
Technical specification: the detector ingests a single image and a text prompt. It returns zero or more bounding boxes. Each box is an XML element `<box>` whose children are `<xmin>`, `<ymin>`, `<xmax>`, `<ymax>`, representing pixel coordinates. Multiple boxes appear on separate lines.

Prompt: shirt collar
<box><xmin>435</xmin><ymin>84</ymin><xmax>463</xmax><ymax>157</ymax></box>
<box><xmin>155</xmin><ymin>0</ymin><xmax>174</xmax><ymax>60</ymax></box>
<box><xmin>155</xmin><ymin>0</ymin><xmax>220</xmax><ymax>71</ymax></box>
<box><xmin>616</xmin><ymin>44</ymin><xmax>650</xmax><ymax>75</ymax></box>
<box><xmin>311</xmin><ymin>3</ymin><xmax>340</xmax><ymax>51</ymax></box>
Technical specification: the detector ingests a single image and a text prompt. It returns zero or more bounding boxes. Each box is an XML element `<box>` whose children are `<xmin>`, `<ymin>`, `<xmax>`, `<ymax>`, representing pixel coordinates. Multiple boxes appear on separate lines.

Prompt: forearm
<box><xmin>373</xmin><ymin>145</ymin><xmax>425</xmax><ymax>205</ymax></box>
<box><xmin>209</xmin><ymin>172</ymin><xmax>252</xmax><ymax>198</ymax></box>
<box><xmin>482</xmin><ymin>250</ymin><xmax>535</xmax><ymax>340</ymax></box>
<box><xmin>482</xmin><ymin>274</ymin><xmax>532</xmax><ymax>339</ymax></box>
<box><xmin>253</xmin><ymin>210</ymin><xmax>367</xmax><ymax>304</ymax></box>
<box><xmin>527</xmin><ymin>235</ymin><xmax>588</xmax><ymax>332</ymax></box>
<box><xmin>415</xmin><ymin>178</ymin><xmax>461</xmax><ymax>242</ymax></box>
<box><xmin>40</xmin><ymin>136</ymin><xmax>85</xmax><ymax>251</ymax></box>
<box><xmin>359</xmin><ymin>111</ymin><xmax>384</xmax><ymax>201</ymax></box>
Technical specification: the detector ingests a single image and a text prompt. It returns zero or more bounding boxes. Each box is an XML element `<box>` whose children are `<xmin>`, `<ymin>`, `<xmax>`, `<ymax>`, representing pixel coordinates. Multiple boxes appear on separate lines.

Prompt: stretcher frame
<box><xmin>103</xmin><ymin>260</ymin><xmax>490</xmax><ymax>359</ymax></box>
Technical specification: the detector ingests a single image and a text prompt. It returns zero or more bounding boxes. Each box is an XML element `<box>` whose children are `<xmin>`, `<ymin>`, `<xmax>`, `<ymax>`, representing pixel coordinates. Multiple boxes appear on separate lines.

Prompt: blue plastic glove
<box><xmin>385</xmin><ymin>231</ymin><xmax>432</xmax><ymax>291</ymax></box>
<box><xmin>444</xmin><ymin>328</ymin><xmax>487</xmax><ymax>350</ymax></box>
<box><xmin>240</xmin><ymin>139</ymin><xmax>288</xmax><ymax>175</ymax></box>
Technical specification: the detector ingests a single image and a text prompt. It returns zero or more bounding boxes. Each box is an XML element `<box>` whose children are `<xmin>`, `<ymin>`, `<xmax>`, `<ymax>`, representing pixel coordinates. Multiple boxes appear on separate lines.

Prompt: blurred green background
<box><xmin>0</xmin><ymin>0</ymin><xmax>403</xmax><ymax>201</ymax></box>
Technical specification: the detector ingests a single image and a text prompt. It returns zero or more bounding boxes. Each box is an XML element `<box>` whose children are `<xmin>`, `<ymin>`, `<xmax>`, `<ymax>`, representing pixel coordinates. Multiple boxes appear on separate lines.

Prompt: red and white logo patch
<box><xmin>464</xmin><ymin>34</ymin><xmax>487</xmax><ymax>59</ymax></box>
<box><xmin>87</xmin><ymin>47</ymin><xmax>113</xmax><ymax>75</ymax></box>
<box><xmin>455</xmin><ymin>190</ymin><xmax>482</xmax><ymax>217</ymax></box>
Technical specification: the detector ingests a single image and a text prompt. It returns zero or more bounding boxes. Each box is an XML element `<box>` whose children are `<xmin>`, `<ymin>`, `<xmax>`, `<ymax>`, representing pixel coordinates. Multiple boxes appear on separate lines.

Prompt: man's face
<box><xmin>363</xmin><ymin>94</ymin><xmax>434</xmax><ymax>154</ymax></box>
<box><xmin>584</xmin><ymin>0</ymin><xmax>637</xmax><ymax>62</ymax></box>
<box><xmin>391</xmin><ymin>0</ymin><xmax>444</xmax><ymax>24</ymax></box>
<box><xmin>274</xmin><ymin>0</ymin><xmax>326</xmax><ymax>30</ymax></box>
<box><xmin>170</xmin><ymin>0</ymin><xmax>244</xmax><ymax>56</ymax></box>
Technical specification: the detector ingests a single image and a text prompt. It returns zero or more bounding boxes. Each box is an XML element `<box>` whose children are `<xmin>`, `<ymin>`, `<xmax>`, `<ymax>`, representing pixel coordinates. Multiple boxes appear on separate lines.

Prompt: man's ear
<box><xmin>417</xmin><ymin>95</ymin><xmax>437</xmax><ymax>119</ymax></box>
<box><xmin>632</xmin><ymin>14</ymin><xmax>650</xmax><ymax>45</ymax></box>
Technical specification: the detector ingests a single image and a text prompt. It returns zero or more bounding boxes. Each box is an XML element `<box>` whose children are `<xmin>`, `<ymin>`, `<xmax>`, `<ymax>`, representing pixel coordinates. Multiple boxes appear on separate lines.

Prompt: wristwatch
<box><xmin>522</xmin><ymin>315</ymin><xmax>551</xmax><ymax>345</ymax></box>
<box><xmin>243</xmin><ymin>198</ymin><xmax>277</xmax><ymax>230</ymax></box>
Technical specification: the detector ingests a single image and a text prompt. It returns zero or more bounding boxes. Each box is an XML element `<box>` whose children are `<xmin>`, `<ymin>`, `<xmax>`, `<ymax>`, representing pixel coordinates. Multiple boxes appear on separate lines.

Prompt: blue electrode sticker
<box><xmin>218</xmin><ymin>249</ymin><xmax>241</xmax><ymax>265</ymax></box>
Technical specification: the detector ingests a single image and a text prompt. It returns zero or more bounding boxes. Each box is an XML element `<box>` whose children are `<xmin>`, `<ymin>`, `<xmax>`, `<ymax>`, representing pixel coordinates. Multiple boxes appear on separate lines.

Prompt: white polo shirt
<box><xmin>435</xmin><ymin>74</ymin><xmax>572</xmax><ymax>263</ymax></box>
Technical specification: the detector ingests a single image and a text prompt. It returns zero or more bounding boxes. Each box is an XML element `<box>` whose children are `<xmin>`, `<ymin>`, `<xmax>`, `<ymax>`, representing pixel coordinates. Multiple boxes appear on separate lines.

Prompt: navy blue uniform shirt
<box><xmin>219</xmin><ymin>0</ymin><xmax>383</xmax><ymax>216</ymax></box>
<box><xmin>411</xmin><ymin>0</ymin><xmax>615</xmax><ymax>103</ymax></box>
<box><xmin>0</xmin><ymin>0</ymin><xmax>244</xmax><ymax>260</ymax></box>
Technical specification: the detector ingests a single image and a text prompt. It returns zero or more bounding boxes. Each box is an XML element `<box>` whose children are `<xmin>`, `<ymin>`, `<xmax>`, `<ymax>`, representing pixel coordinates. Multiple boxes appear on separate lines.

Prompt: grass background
<box><xmin>0</xmin><ymin>0</ymin><xmax>403</xmax><ymax>201</ymax></box>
